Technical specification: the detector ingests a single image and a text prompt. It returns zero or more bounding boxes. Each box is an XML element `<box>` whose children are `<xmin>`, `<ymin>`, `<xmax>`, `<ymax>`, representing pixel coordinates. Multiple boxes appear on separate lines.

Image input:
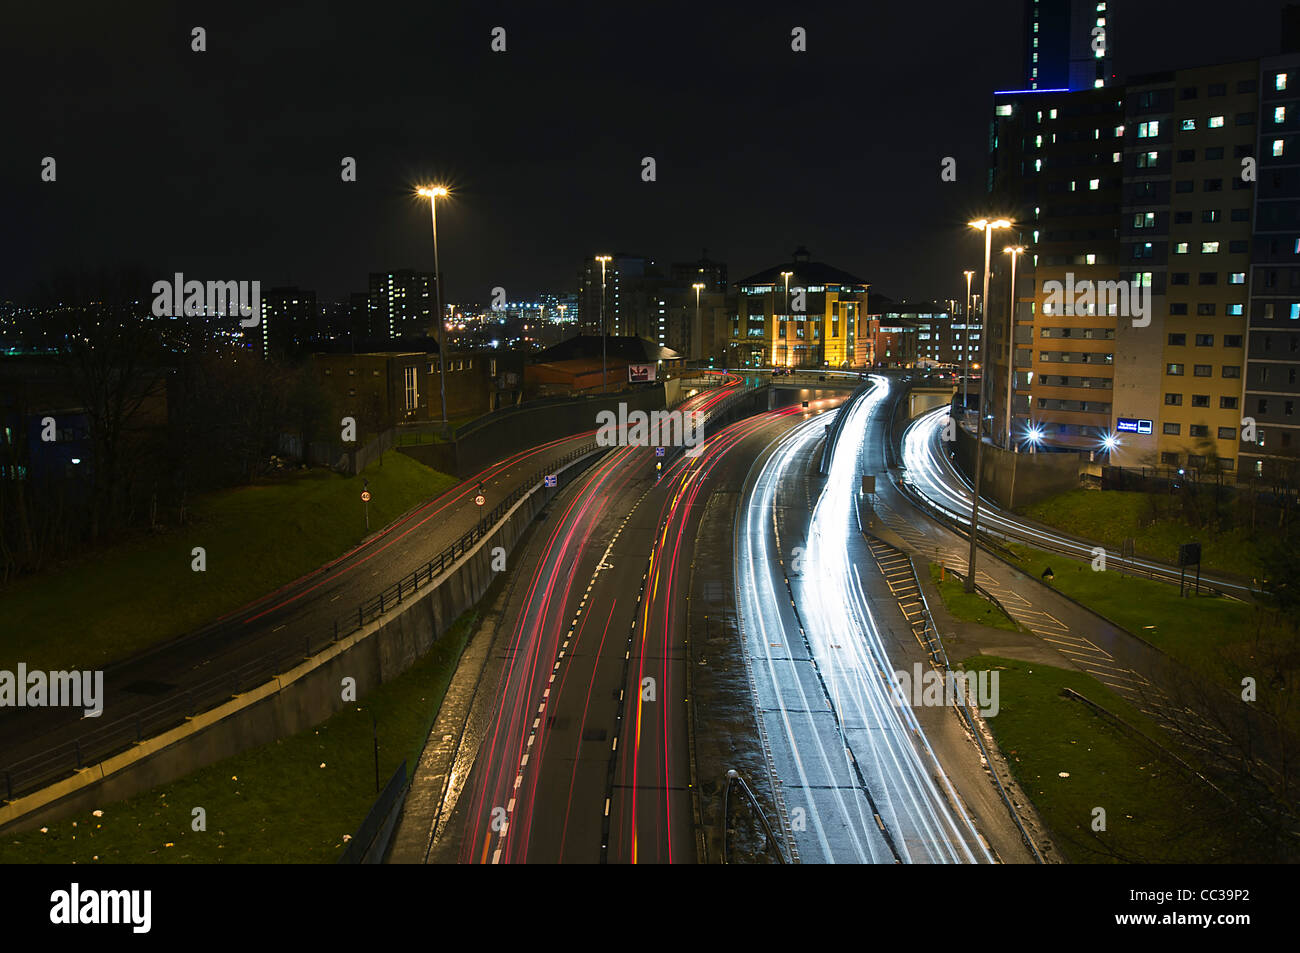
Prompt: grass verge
<box><xmin>0</xmin><ymin>452</ymin><xmax>458</xmax><ymax>671</ymax></box>
<box><xmin>961</xmin><ymin>655</ymin><xmax>1246</xmax><ymax>863</ymax></box>
<box><xmin>1005</xmin><ymin>542</ymin><xmax>1264</xmax><ymax>687</ymax></box>
<box><xmin>1015</xmin><ymin>488</ymin><xmax>1259</xmax><ymax>579</ymax></box>
<box><xmin>928</xmin><ymin>562</ymin><xmax>1021</xmax><ymax>632</ymax></box>
<box><xmin>0</xmin><ymin>608</ymin><xmax>479</xmax><ymax>864</ymax></box>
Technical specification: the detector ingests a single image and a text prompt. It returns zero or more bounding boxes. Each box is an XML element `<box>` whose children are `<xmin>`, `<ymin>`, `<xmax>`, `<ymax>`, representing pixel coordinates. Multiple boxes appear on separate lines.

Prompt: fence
<box><xmin>1</xmin><ymin>442</ymin><xmax>602</xmax><ymax>804</ymax></box>
<box><xmin>337</xmin><ymin>761</ymin><xmax>408</xmax><ymax>864</ymax></box>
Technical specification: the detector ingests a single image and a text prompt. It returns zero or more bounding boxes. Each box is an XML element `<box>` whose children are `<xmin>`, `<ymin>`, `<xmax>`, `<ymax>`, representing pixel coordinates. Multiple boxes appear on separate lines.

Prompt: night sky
<box><xmin>2</xmin><ymin>0</ymin><xmax>1291</xmax><ymax>308</ymax></box>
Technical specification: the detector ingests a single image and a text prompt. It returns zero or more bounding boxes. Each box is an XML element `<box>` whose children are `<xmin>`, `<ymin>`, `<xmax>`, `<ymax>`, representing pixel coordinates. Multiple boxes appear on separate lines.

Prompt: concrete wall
<box><xmin>0</xmin><ymin>449</ymin><xmax>605</xmax><ymax>834</ymax></box>
<box><xmin>952</xmin><ymin>421</ymin><xmax>1091</xmax><ymax>509</ymax></box>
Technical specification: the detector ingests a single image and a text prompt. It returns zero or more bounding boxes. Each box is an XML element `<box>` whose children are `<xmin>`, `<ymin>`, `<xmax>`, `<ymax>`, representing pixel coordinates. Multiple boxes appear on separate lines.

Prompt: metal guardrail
<box><xmin>1</xmin><ymin>442</ymin><xmax>603</xmax><ymax>805</ymax></box>
<box><xmin>721</xmin><ymin>768</ymin><xmax>788</xmax><ymax>864</ymax></box>
<box><xmin>338</xmin><ymin>760</ymin><xmax>408</xmax><ymax>864</ymax></box>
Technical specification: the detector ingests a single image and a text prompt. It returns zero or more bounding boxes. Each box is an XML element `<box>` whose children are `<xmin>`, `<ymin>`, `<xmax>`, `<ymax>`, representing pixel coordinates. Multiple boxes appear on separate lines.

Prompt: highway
<box><xmin>737</xmin><ymin>379</ymin><xmax>993</xmax><ymax>863</ymax></box>
<box><xmin>901</xmin><ymin>407</ymin><xmax>1254</xmax><ymax>600</ymax></box>
<box><xmin>429</xmin><ymin>392</ymin><xmax>817</xmax><ymax>863</ymax></box>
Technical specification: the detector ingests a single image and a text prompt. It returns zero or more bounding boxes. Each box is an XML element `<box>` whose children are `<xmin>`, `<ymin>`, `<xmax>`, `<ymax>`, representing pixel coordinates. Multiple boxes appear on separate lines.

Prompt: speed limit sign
<box><xmin>474</xmin><ymin>494</ymin><xmax>486</xmax><ymax>507</ymax></box>
<box><xmin>361</xmin><ymin>490</ymin><xmax>371</xmax><ymax>502</ymax></box>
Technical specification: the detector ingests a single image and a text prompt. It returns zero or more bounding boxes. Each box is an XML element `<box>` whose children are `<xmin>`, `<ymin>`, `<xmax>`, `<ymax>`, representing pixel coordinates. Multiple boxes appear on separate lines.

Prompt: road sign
<box><xmin>654</xmin><ymin>446</ymin><xmax>666</xmax><ymax>457</ymax></box>
<box><xmin>474</xmin><ymin>494</ymin><xmax>486</xmax><ymax>507</ymax></box>
<box><xmin>544</xmin><ymin>474</ymin><xmax>557</xmax><ymax>488</ymax></box>
<box><xmin>360</xmin><ymin>490</ymin><xmax>371</xmax><ymax>502</ymax></box>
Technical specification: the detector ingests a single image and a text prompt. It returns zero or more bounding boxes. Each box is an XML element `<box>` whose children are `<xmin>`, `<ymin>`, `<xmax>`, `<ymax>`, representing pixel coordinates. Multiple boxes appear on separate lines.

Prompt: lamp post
<box><xmin>781</xmin><ymin>270</ymin><xmax>793</xmax><ymax>368</ymax></box>
<box><xmin>1003</xmin><ymin>245</ymin><xmax>1025</xmax><ymax>449</ymax></box>
<box><xmin>965</xmin><ymin>218</ymin><xmax>1012</xmax><ymax>592</ymax></box>
<box><xmin>962</xmin><ymin>269</ymin><xmax>975</xmax><ymax>416</ymax></box>
<box><xmin>417</xmin><ymin>185</ymin><xmax>450</xmax><ymax>437</ymax></box>
<box><xmin>692</xmin><ymin>282</ymin><xmax>705</xmax><ymax>364</ymax></box>
<box><xmin>596</xmin><ymin>255</ymin><xmax>611</xmax><ymax>392</ymax></box>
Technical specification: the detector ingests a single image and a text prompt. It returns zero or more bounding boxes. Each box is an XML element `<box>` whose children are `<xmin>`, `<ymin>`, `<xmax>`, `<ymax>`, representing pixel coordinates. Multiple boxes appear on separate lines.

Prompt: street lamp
<box><xmin>962</xmin><ymin>269</ymin><xmax>974</xmax><ymax>415</ymax></box>
<box><xmin>964</xmin><ymin>217</ymin><xmax>1012</xmax><ymax>592</ymax></box>
<box><xmin>417</xmin><ymin>185</ymin><xmax>451</xmax><ymax>437</ymax></box>
<box><xmin>1002</xmin><ymin>245</ymin><xmax>1025</xmax><ymax>449</ymax></box>
<box><xmin>692</xmin><ymin>282</ymin><xmax>705</xmax><ymax>363</ymax></box>
<box><xmin>781</xmin><ymin>270</ymin><xmax>793</xmax><ymax>368</ymax></box>
<box><xmin>595</xmin><ymin>255</ymin><xmax>612</xmax><ymax>392</ymax></box>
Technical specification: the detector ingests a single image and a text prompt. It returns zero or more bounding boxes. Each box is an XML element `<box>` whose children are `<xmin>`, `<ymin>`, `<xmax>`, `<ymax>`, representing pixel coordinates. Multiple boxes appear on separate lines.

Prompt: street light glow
<box><xmin>416</xmin><ymin>185</ymin><xmax>449</xmax><ymax>198</ymax></box>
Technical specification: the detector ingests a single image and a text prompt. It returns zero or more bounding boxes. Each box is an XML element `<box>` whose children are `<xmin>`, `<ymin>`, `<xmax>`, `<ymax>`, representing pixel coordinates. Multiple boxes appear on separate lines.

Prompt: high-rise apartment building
<box><xmin>1242</xmin><ymin>53</ymin><xmax>1300</xmax><ymax>479</ymax></box>
<box><xmin>1024</xmin><ymin>0</ymin><xmax>1115</xmax><ymax>92</ymax></box>
<box><xmin>368</xmin><ymin>270</ymin><xmax>434</xmax><ymax>339</ymax></box>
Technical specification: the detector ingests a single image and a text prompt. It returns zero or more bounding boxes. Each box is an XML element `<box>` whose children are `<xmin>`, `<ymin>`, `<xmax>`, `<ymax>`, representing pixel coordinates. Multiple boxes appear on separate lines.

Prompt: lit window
<box><xmin>1086</xmin><ymin>253</ymin><xmax>1097</xmax><ymax>264</ymax></box>
<box><xmin>1228</xmin><ymin>304</ymin><xmax>1243</xmax><ymax>315</ymax></box>
<box><xmin>1275</xmin><ymin>139</ymin><xmax>1286</xmax><ymax>157</ymax></box>
<box><xmin>1293</xmin><ymin>303</ymin><xmax>1300</xmax><ymax>320</ymax></box>
<box><xmin>996</xmin><ymin>104</ymin><xmax>1013</xmax><ymax>117</ymax></box>
<box><xmin>1181</xmin><ymin>119</ymin><xmax>1196</xmax><ymax>131</ymax></box>
<box><xmin>1089</xmin><ymin>178</ymin><xmax>1100</xmax><ymax>190</ymax></box>
<box><xmin>1230</xmin><ymin>272</ymin><xmax>1245</xmax><ymax>283</ymax></box>
<box><xmin>1094</xmin><ymin>79</ymin><xmax>1104</xmax><ymax>87</ymax></box>
<box><xmin>1208</xmin><ymin>115</ymin><xmax>1225</xmax><ymax>128</ymax></box>
<box><xmin>1175</xmin><ymin>242</ymin><xmax>1189</xmax><ymax>254</ymax></box>
<box><xmin>1034</xmin><ymin>158</ymin><xmax>1042</xmax><ymax>172</ymax></box>
<box><xmin>1137</xmin><ymin>121</ymin><xmax>1159</xmax><ymax>138</ymax></box>
<box><xmin>1276</xmin><ymin>106</ymin><xmax>1287</xmax><ymax>124</ymax></box>
<box><xmin>1201</xmin><ymin>241</ymin><xmax>1220</xmax><ymax>253</ymax></box>
<box><xmin>1050</xmin><ymin>108</ymin><xmax>1058</xmax><ymax>119</ymax></box>
<box><xmin>1278</xmin><ymin>72</ymin><xmax>1289</xmax><ymax>91</ymax></box>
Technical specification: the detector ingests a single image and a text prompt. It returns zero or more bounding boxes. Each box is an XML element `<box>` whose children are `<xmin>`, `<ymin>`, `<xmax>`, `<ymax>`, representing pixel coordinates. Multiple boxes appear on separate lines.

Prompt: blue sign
<box><xmin>654</xmin><ymin>446</ymin><xmax>666</xmax><ymax>457</ymax></box>
<box><xmin>544</xmin><ymin>474</ymin><xmax>557</xmax><ymax>487</ymax></box>
<box><xmin>1116</xmin><ymin>417</ymin><xmax>1153</xmax><ymax>435</ymax></box>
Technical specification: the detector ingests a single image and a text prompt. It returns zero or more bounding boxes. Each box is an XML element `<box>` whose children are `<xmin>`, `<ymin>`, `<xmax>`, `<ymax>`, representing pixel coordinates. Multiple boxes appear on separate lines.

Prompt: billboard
<box><xmin>628</xmin><ymin>363</ymin><xmax>656</xmax><ymax>383</ymax></box>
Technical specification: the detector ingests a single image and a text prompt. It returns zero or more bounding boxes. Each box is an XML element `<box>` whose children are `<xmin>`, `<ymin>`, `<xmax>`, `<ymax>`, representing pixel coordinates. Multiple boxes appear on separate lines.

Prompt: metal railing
<box><xmin>721</xmin><ymin>768</ymin><xmax>788</xmax><ymax>864</ymax></box>
<box><xmin>338</xmin><ymin>760</ymin><xmax>408</xmax><ymax>864</ymax></box>
<box><xmin>1</xmin><ymin>442</ymin><xmax>604</xmax><ymax>805</ymax></box>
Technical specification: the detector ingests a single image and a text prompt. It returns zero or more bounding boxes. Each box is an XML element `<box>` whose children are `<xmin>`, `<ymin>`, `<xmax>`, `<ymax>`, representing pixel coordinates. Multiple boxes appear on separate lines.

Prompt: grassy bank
<box><xmin>0</xmin><ymin>452</ymin><xmax>457</xmax><ymax>671</ymax></box>
<box><xmin>962</xmin><ymin>655</ymin><xmax>1245</xmax><ymax>863</ymax></box>
<box><xmin>0</xmin><ymin>608</ymin><xmax>479</xmax><ymax>864</ymax></box>
<box><xmin>928</xmin><ymin>562</ymin><xmax>1021</xmax><ymax>632</ymax></box>
<box><xmin>1006</xmin><ymin>543</ymin><xmax>1262</xmax><ymax>685</ymax></box>
<box><xmin>1015</xmin><ymin>488</ymin><xmax>1258</xmax><ymax>579</ymax></box>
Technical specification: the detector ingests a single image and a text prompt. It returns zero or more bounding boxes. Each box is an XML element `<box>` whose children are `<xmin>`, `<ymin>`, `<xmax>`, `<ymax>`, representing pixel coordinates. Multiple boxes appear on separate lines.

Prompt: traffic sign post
<box><xmin>361</xmin><ymin>481</ymin><xmax>370</xmax><ymax>531</ymax></box>
<box><xmin>544</xmin><ymin>474</ymin><xmax>557</xmax><ymax>488</ymax></box>
<box><xmin>654</xmin><ymin>446</ymin><xmax>665</xmax><ymax>458</ymax></box>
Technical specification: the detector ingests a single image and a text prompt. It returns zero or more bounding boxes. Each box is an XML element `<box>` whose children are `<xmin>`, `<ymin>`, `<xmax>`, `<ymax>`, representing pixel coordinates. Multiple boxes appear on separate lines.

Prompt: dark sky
<box><xmin>1</xmin><ymin>0</ymin><xmax>1292</xmax><ymax>307</ymax></box>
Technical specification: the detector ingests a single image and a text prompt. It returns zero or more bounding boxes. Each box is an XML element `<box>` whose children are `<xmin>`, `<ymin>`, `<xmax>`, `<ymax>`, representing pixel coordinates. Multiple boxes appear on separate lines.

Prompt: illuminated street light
<box><xmin>596</xmin><ymin>255</ymin><xmax>612</xmax><ymax>392</ymax></box>
<box><xmin>964</xmin><ymin>217</ymin><xmax>1013</xmax><ymax>592</ymax></box>
<box><xmin>1101</xmin><ymin>432</ymin><xmax>1119</xmax><ymax>452</ymax></box>
<box><xmin>781</xmin><ymin>271</ymin><xmax>794</xmax><ymax>368</ymax></box>
<box><xmin>417</xmin><ymin>185</ymin><xmax>452</xmax><ymax>436</ymax></box>
<box><xmin>962</xmin><ymin>269</ymin><xmax>975</xmax><ymax>416</ymax></box>
<box><xmin>692</xmin><ymin>282</ymin><xmax>705</xmax><ymax>365</ymax></box>
<box><xmin>1002</xmin><ymin>245</ymin><xmax>1025</xmax><ymax>449</ymax></box>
